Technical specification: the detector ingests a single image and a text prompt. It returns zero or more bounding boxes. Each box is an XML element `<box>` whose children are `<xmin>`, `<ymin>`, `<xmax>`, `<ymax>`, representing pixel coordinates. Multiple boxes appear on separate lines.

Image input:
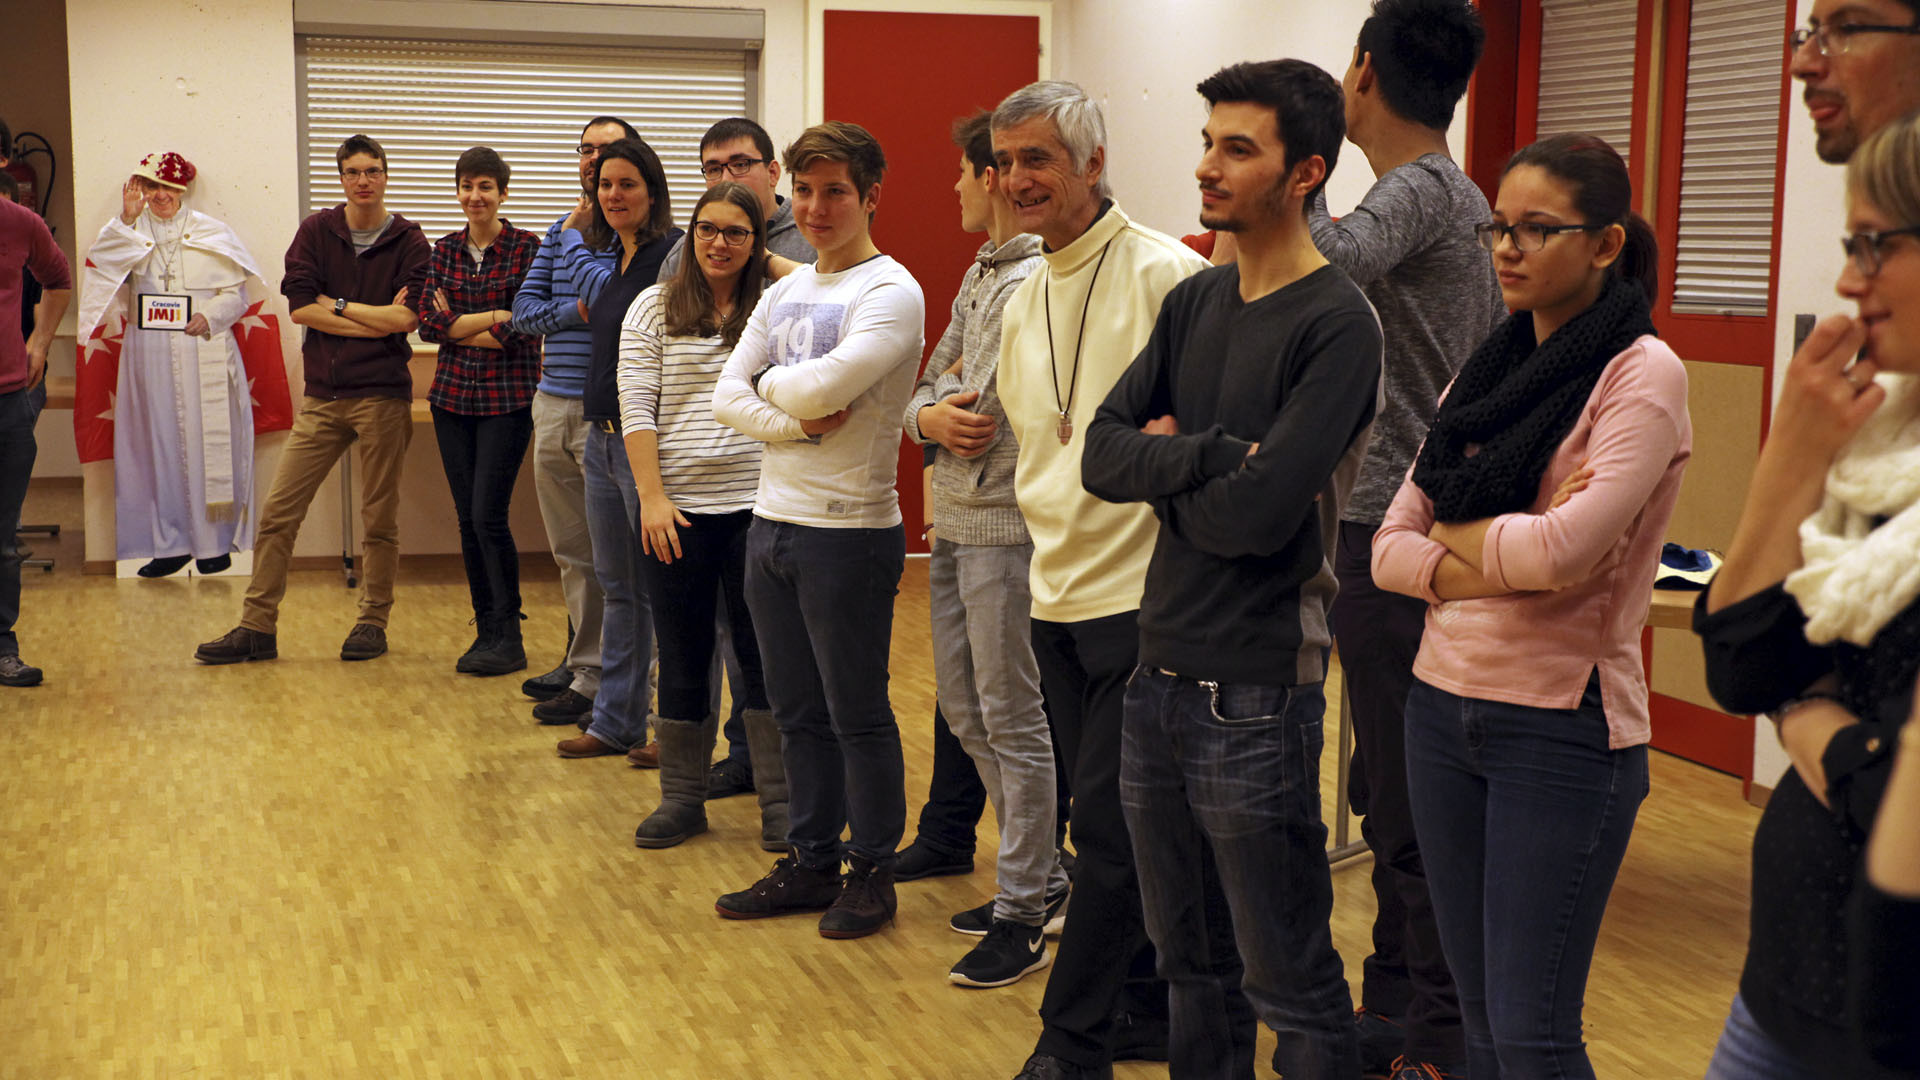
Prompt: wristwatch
<box><xmin>334</xmin><ymin>297</ymin><xmax>349</xmax><ymax>316</ymax></box>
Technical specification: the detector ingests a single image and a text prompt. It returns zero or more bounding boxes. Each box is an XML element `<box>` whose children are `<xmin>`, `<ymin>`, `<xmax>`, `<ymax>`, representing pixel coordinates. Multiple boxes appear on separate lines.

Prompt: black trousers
<box><xmin>1330</xmin><ymin>519</ymin><xmax>1464</xmax><ymax>1064</ymax></box>
<box><xmin>637</xmin><ymin>509</ymin><xmax>766</xmax><ymax>722</ymax></box>
<box><xmin>1031</xmin><ymin>610</ymin><xmax>1165</xmax><ymax>1068</ymax></box>
<box><xmin>431</xmin><ymin>405</ymin><xmax>534</xmax><ymax>619</ymax></box>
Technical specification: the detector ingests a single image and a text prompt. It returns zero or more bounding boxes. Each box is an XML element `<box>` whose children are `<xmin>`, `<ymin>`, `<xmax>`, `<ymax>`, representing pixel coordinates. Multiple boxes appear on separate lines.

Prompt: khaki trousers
<box><xmin>241</xmin><ymin>395</ymin><xmax>412</xmax><ymax>633</ymax></box>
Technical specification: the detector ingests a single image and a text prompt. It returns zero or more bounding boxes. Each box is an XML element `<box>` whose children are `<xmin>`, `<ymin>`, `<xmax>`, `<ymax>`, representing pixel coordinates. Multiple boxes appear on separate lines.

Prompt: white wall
<box><xmin>1049</xmin><ymin>0</ymin><xmax>1464</xmax><ymax>238</ymax></box>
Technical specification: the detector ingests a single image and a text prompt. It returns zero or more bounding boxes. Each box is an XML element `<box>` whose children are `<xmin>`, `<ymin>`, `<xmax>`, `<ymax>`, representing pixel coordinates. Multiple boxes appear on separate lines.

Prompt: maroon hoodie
<box><xmin>280</xmin><ymin>205</ymin><xmax>429</xmax><ymax>401</ymax></box>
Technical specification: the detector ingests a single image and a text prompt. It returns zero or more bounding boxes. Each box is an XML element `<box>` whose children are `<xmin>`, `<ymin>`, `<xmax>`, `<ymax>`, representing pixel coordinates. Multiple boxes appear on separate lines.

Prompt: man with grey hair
<box><xmin>990</xmin><ymin>80</ymin><xmax>1206</xmax><ymax>1080</ymax></box>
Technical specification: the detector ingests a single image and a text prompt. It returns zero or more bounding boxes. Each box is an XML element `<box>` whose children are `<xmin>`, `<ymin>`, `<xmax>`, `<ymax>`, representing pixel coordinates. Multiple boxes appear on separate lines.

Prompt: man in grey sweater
<box><xmin>904</xmin><ymin>110</ymin><xmax>1064</xmax><ymax>990</ymax></box>
<box><xmin>1309</xmin><ymin>2</ymin><xmax>1503</xmax><ymax>1076</ymax></box>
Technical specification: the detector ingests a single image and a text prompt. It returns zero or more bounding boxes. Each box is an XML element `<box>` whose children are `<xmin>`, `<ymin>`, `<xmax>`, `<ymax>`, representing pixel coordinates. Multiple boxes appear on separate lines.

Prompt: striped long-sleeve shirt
<box><xmin>511</xmin><ymin>215</ymin><xmax>619</xmax><ymax>399</ymax></box>
<box><xmin>616</xmin><ymin>283</ymin><xmax>761</xmax><ymax>513</ymax></box>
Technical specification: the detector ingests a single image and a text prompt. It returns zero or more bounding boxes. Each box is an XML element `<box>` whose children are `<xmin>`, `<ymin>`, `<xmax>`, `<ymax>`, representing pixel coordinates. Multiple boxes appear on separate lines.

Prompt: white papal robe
<box><xmin>79</xmin><ymin>211</ymin><xmax>260</xmax><ymax>561</ymax></box>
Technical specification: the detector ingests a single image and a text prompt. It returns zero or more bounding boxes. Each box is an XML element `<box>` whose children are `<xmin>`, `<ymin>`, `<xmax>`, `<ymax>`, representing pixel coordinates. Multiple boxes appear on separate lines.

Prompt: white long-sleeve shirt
<box><xmin>712</xmin><ymin>254</ymin><xmax>925</xmax><ymax>528</ymax></box>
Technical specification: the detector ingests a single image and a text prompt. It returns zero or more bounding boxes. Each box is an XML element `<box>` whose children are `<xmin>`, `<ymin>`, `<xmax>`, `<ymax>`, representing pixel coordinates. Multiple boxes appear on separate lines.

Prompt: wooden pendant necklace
<box><xmin>1043</xmin><ymin>238</ymin><xmax>1114</xmax><ymax>445</ymax></box>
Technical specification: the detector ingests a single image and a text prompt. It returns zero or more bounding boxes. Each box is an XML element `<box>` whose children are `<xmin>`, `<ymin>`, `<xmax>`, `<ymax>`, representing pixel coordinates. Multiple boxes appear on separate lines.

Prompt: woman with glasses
<box><xmin>552</xmin><ymin>137</ymin><xmax>682</xmax><ymax>765</ymax></box>
<box><xmin>1695</xmin><ymin>110</ymin><xmax>1920</xmax><ymax>1080</ymax></box>
<box><xmin>1372</xmin><ymin>133</ymin><xmax>1690</xmax><ymax>1078</ymax></box>
<box><xmin>410</xmin><ymin>147</ymin><xmax>542</xmax><ymax>676</ymax></box>
<box><xmin>616</xmin><ymin>182</ymin><xmax>788</xmax><ymax>850</ymax></box>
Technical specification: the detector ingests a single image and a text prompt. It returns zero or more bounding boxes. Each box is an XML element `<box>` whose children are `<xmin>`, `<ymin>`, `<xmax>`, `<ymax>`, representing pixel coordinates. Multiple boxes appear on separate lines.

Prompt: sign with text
<box><xmin>137</xmin><ymin>293</ymin><xmax>192</xmax><ymax>331</ymax></box>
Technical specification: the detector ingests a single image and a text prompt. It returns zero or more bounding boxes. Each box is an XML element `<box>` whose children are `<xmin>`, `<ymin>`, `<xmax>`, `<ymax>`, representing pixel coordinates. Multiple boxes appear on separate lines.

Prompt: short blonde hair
<box><xmin>1849</xmin><ymin>109</ymin><xmax>1920</xmax><ymax>228</ymax></box>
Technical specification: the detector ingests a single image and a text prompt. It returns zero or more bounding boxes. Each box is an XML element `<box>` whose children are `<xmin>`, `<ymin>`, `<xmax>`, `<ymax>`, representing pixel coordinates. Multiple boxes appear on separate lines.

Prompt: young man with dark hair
<box><xmin>903</xmin><ymin>109</ymin><xmax>1065</xmax><ymax>988</ymax></box>
<box><xmin>508</xmin><ymin>116</ymin><xmax>635</xmax><ymax>725</ymax></box>
<box><xmin>1083</xmin><ymin>58</ymin><xmax>1382</xmax><ymax>1079</ymax></box>
<box><xmin>1309</xmin><ymin>2</ymin><xmax>1500</xmax><ymax>1076</ymax></box>
<box><xmin>711</xmin><ymin>121</ymin><xmax>925</xmax><ymax>941</ymax></box>
<box><xmin>1791</xmin><ymin>0</ymin><xmax>1920</xmax><ymax>164</ymax></box>
<box><xmin>0</xmin><ymin>147</ymin><xmax>71</xmax><ymax>688</ymax></box>
<box><xmin>992</xmin><ymin>80</ymin><xmax>1202</xmax><ymax>1080</ymax></box>
<box><xmin>196</xmin><ymin>134</ymin><xmax>428</xmax><ymax>665</ymax></box>
<box><xmin>656</xmin><ymin>114</ymin><xmax>822</xmax><ymax>797</ymax></box>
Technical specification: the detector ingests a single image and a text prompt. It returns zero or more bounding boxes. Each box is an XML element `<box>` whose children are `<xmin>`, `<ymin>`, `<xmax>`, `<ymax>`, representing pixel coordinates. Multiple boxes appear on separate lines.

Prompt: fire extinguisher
<box><xmin>3</xmin><ymin>130</ymin><xmax>56</xmax><ymax>224</ymax></box>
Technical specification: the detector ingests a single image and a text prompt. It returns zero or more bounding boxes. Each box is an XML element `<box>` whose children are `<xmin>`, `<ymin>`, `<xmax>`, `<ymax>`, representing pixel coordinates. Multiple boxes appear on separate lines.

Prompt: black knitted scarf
<box><xmin>1413</xmin><ymin>274</ymin><xmax>1657</xmax><ymax>522</ymax></box>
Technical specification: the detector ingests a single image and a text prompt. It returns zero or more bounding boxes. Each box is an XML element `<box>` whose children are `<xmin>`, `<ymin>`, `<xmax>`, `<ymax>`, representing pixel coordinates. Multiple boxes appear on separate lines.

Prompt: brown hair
<box><xmin>1504</xmin><ymin>133</ymin><xmax>1659</xmax><ymax>305</ymax></box>
<box><xmin>782</xmin><ymin>121</ymin><xmax>887</xmax><ymax>196</ymax></box>
<box><xmin>585</xmin><ymin>136</ymin><xmax>674</xmax><ymax>252</ymax></box>
<box><xmin>454</xmin><ymin>146</ymin><xmax>510</xmax><ymax>190</ymax></box>
<box><xmin>662</xmin><ymin>182</ymin><xmax>767</xmax><ymax>347</ymax></box>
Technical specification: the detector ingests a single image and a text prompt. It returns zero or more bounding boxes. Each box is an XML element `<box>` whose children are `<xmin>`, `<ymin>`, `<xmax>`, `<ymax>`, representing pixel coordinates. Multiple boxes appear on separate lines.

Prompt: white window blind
<box><xmin>1536</xmin><ymin>0</ymin><xmax>1639</xmax><ymax>168</ymax></box>
<box><xmin>297</xmin><ymin>36</ymin><xmax>751</xmax><ymax>242</ymax></box>
<box><xmin>1670</xmin><ymin>0</ymin><xmax>1787</xmax><ymax>315</ymax></box>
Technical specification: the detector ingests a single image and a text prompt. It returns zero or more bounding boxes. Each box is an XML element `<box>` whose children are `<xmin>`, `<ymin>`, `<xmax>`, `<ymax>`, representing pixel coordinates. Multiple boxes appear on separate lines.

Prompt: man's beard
<box><xmin>1199</xmin><ymin>174</ymin><xmax>1292</xmax><ymax>233</ymax></box>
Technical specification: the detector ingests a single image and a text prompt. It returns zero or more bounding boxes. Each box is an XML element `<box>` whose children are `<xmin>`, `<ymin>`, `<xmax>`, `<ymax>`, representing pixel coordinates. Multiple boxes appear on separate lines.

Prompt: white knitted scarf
<box><xmin>1784</xmin><ymin>372</ymin><xmax>1920</xmax><ymax>646</ymax></box>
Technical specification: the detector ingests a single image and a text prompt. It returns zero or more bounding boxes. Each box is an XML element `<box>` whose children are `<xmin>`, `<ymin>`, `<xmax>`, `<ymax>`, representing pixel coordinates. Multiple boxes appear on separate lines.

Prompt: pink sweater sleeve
<box><xmin>1479</xmin><ymin>345</ymin><xmax>1689</xmax><ymax>592</ymax></box>
<box><xmin>1372</xmin><ymin>468</ymin><xmax>1449</xmax><ymax>605</ymax></box>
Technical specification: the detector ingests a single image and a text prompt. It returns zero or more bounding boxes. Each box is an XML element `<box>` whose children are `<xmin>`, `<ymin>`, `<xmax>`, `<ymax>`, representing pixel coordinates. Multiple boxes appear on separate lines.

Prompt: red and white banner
<box><xmin>72</xmin><ymin>297</ymin><xmax>294</xmax><ymax>465</ymax></box>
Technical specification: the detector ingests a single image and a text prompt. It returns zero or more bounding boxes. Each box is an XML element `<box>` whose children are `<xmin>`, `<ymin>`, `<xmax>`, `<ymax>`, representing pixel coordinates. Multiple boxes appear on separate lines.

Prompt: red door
<box><xmin>822</xmin><ymin>10</ymin><xmax>1043</xmax><ymax>552</ymax></box>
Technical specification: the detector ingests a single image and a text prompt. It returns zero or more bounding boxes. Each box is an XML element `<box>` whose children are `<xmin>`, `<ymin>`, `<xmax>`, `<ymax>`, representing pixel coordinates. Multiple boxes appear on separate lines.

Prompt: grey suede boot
<box><xmin>743</xmin><ymin>708</ymin><xmax>789</xmax><ymax>853</ymax></box>
<box><xmin>633</xmin><ymin>716</ymin><xmax>712</xmax><ymax>849</ymax></box>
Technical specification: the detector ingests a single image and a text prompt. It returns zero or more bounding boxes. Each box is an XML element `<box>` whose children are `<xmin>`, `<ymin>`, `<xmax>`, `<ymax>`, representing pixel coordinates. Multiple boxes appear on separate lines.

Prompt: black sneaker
<box><xmin>521</xmin><ymin>660</ymin><xmax>571</xmax><ymax>701</ymax></box>
<box><xmin>531</xmin><ymin>689</ymin><xmax>593</xmax><ymax>725</ymax></box>
<box><xmin>894</xmin><ymin>840</ymin><xmax>973</xmax><ymax>882</ymax></box>
<box><xmin>950</xmin><ymin>918</ymin><xmax>1049</xmax><ymax>988</ymax></box>
<box><xmin>1011</xmin><ymin>1053</ymin><xmax>1113</xmax><ymax>1080</ymax></box>
<box><xmin>951</xmin><ymin>884</ymin><xmax>1070</xmax><ymax>937</ymax></box>
<box><xmin>818</xmin><ymin>854</ymin><xmax>897</xmax><ymax>939</ymax></box>
<box><xmin>707</xmin><ymin>756</ymin><xmax>755</xmax><ymax>799</ymax></box>
<box><xmin>715</xmin><ymin>855</ymin><xmax>841</xmax><ymax>919</ymax></box>
<box><xmin>1355</xmin><ymin>1006</ymin><xmax>1407</xmax><ymax>1078</ymax></box>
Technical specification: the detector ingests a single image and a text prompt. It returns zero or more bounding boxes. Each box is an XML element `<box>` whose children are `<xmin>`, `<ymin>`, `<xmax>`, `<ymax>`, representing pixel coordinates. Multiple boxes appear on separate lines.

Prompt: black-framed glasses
<box><xmin>700</xmin><ymin>157</ymin><xmax>768</xmax><ymax>180</ymax></box>
<box><xmin>692</xmin><ymin>220</ymin><xmax>755</xmax><ymax>246</ymax></box>
<box><xmin>576</xmin><ymin>143</ymin><xmax>616</xmax><ymax>158</ymax></box>
<box><xmin>1842</xmin><ymin>225</ymin><xmax>1920</xmax><ymax>277</ymax></box>
<box><xmin>1791</xmin><ymin>21</ymin><xmax>1920</xmax><ymax>57</ymax></box>
<box><xmin>341</xmin><ymin>167</ymin><xmax>386</xmax><ymax>181</ymax></box>
<box><xmin>1474</xmin><ymin>221</ymin><xmax>1609</xmax><ymax>253</ymax></box>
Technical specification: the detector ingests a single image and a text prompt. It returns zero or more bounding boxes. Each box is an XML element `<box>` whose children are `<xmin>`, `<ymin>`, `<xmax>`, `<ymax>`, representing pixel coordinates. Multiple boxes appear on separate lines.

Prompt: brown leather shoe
<box><xmin>626</xmin><ymin>741</ymin><xmax>660</xmax><ymax>768</ymax></box>
<box><xmin>556</xmin><ymin>732</ymin><xmax>620</xmax><ymax>759</ymax></box>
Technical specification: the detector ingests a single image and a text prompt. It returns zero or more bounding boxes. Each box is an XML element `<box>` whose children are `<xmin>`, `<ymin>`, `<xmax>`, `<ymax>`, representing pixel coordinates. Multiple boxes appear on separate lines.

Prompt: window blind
<box><xmin>1536</xmin><ymin>0</ymin><xmax>1639</xmax><ymax>167</ymax></box>
<box><xmin>1670</xmin><ymin>0</ymin><xmax>1787</xmax><ymax>315</ymax></box>
<box><xmin>297</xmin><ymin>36</ymin><xmax>752</xmax><ymax>243</ymax></box>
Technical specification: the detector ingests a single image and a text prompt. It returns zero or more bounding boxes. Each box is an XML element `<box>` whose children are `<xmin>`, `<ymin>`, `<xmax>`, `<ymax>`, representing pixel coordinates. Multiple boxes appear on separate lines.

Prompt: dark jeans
<box><xmin>638</xmin><ymin>510</ymin><xmax>766</xmax><ymax>722</ymax></box>
<box><xmin>1330</xmin><ymin>519</ymin><xmax>1463</xmax><ymax>1063</ymax></box>
<box><xmin>1031</xmin><ymin>611</ymin><xmax>1165</xmax><ymax>1068</ymax></box>
<box><xmin>911</xmin><ymin>699</ymin><xmax>1072</xmax><ymax>859</ymax></box>
<box><xmin>0</xmin><ymin>386</ymin><xmax>41</xmax><ymax>656</ymax></box>
<box><xmin>912</xmin><ymin>704</ymin><xmax>988</xmax><ymax>857</ymax></box>
<box><xmin>1405</xmin><ymin>676</ymin><xmax>1647</xmax><ymax>1080</ymax></box>
<box><xmin>1122</xmin><ymin>667</ymin><xmax>1357</xmax><ymax>1080</ymax></box>
<box><xmin>744</xmin><ymin>517</ymin><xmax>905</xmax><ymax>869</ymax></box>
<box><xmin>431</xmin><ymin>405</ymin><xmax>534</xmax><ymax>619</ymax></box>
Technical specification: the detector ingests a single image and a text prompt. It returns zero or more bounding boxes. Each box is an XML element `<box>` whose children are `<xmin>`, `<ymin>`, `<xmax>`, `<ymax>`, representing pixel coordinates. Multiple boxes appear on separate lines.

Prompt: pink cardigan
<box><xmin>1371</xmin><ymin>335</ymin><xmax>1691</xmax><ymax>749</ymax></box>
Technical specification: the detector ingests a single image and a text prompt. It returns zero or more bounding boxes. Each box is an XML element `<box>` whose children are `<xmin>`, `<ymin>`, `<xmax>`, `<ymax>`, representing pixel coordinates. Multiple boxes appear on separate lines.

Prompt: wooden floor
<box><xmin>3</xmin><ymin>481</ymin><xmax>1758</xmax><ymax>1078</ymax></box>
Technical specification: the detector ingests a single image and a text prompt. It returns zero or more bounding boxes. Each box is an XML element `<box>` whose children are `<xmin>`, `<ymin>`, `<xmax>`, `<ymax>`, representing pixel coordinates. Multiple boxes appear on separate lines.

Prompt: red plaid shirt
<box><xmin>414</xmin><ymin>221</ymin><xmax>543</xmax><ymax>415</ymax></box>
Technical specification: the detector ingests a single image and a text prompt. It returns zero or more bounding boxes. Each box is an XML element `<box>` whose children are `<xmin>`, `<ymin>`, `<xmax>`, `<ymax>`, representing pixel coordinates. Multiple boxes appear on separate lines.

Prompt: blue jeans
<box><xmin>0</xmin><ymin>386</ymin><xmax>41</xmax><ymax>656</ymax></box>
<box><xmin>581</xmin><ymin>425</ymin><xmax>652</xmax><ymax>750</ymax></box>
<box><xmin>1121</xmin><ymin>667</ymin><xmax>1356</xmax><ymax>1080</ymax></box>
<box><xmin>1404</xmin><ymin>677</ymin><xmax>1647</xmax><ymax>1080</ymax></box>
<box><xmin>1703</xmin><ymin>994</ymin><xmax>1821</xmax><ymax>1080</ymax></box>
<box><xmin>744</xmin><ymin>517</ymin><xmax>904</xmax><ymax>869</ymax></box>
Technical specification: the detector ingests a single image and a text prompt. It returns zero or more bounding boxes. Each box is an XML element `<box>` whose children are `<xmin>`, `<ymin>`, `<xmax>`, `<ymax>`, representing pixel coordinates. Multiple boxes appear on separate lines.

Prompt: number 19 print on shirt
<box><xmin>768</xmin><ymin>302</ymin><xmax>848</xmax><ymax>368</ymax></box>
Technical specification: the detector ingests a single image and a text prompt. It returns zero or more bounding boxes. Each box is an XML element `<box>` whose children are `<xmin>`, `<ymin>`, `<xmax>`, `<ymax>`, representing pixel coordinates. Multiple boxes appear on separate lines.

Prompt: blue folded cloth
<box><xmin>1655</xmin><ymin>542</ymin><xmax>1722</xmax><ymax>591</ymax></box>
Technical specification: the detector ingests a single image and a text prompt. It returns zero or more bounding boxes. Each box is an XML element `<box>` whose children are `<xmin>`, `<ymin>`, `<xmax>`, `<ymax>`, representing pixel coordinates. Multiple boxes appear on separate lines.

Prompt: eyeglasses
<box><xmin>576</xmin><ymin>143</ymin><xmax>616</xmax><ymax>158</ymax></box>
<box><xmin>1841</xmin><ymin>225</ymin><xmax>1920</xmax><ymax>277</ymax></box>
<box><xmin>1474</xmin><ymin>221</ymin><xmax>1609</xmax><ymax>253</ymax></box>
<box><xmin>1791</xmin><ymin>21</ymin><xmax>1920</xmax><ymax>57</ymax></box>
<box><xmin>341</xmin><ymin>167</ymin><xmax>386</xmax><ymax>181</ymax></box>
<box><xmin>693</xmin><ymin>221</ymin><xmax>755</xmax><ymax>246</ymax></box>
<box><xmin>700</xmin><ymin>157</ymin><xmax>768</xmax><ymax>181</ymax></box>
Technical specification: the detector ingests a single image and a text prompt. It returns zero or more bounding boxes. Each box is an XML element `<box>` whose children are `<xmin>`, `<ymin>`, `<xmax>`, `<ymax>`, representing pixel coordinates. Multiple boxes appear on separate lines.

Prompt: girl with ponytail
<box><xmin>1372</xmin><ymin>132</ymin><xmax>1693</xmax><ymax>1077</ymax></box>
